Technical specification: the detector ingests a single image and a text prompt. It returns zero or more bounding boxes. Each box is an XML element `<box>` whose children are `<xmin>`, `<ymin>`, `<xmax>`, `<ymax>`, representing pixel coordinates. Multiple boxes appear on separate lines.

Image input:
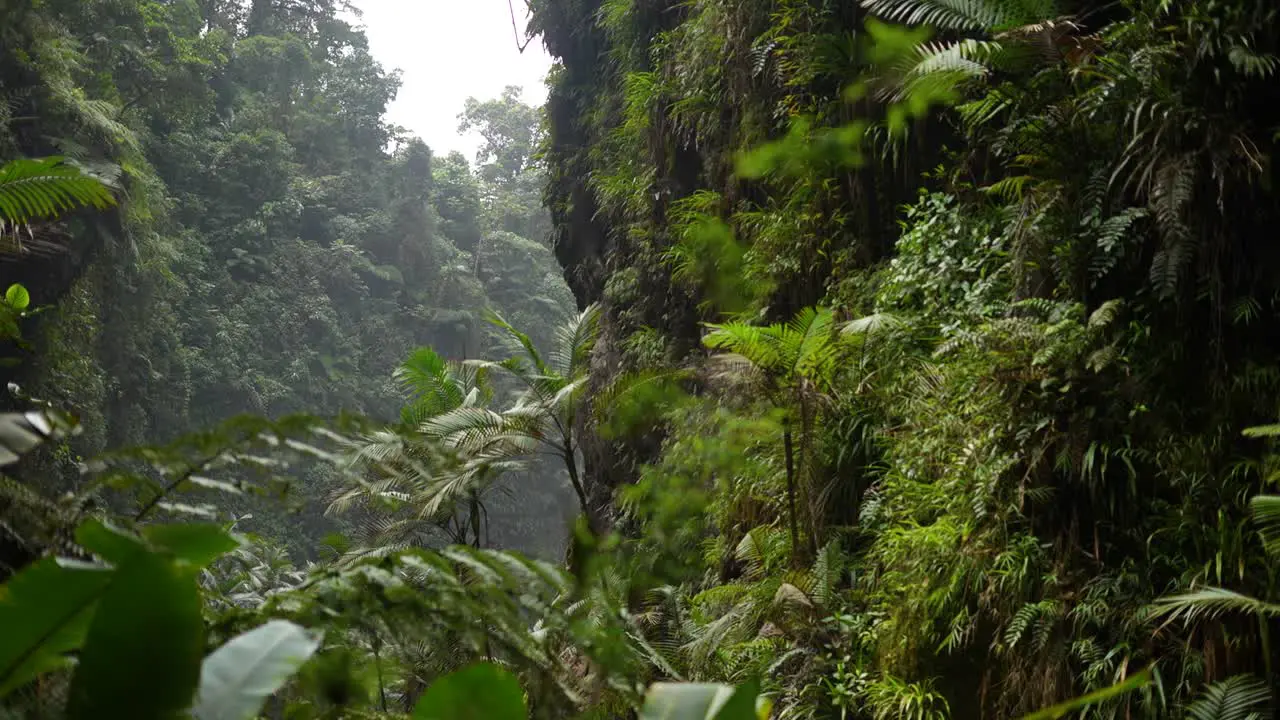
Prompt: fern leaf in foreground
<box><xmin>0</xmin><ymin>157</ymin><xmax>116</xmax><ymax>226</ymax></box>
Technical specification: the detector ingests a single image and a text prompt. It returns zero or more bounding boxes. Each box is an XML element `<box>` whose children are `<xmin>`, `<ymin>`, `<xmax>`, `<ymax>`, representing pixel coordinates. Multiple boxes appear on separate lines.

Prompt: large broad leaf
<box><xmin>76</xmin><ymin>519</ymin><xmax>148</xmax><ymax>564</ymax></box>
<box><xmin>0</xmin><ymin>410</ymin><xmax>76</xmax><ymax>466</ymax></box>
<box><xmin>412</xmin><ymin>663</ymin><xmax>527</xmax><ymax>720</ymax></box>
<box><xmin>144</xmin><ymin>523</ymin><xmax>242</xmax><ymax>568</ymax></box>
<box><xmin>192</xmin><ymin>620</ymin><xmax>322</xmax><ymax>720</ymax></box>
<box><xmin>78</xmin><ymin>519</ymin><xmax>238</xmax><ymax>569</ymax></box>
<box><xmin>640</xmin><ymin>681</ymin><xmax>771</xmax><ymax>720</ymax></box>
<box><xmin>0</xmin><ymin>557</ymin><xmax>113</xmax><ymax>698</ymax></box>
<box><xmin>66</xmin><ymin>551</ymin><xmax>205</xmax><ymax>720</ymax></box>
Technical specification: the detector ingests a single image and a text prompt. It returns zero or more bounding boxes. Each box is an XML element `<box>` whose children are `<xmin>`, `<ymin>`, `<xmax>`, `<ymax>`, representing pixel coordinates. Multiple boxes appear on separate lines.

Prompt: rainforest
<box><xmin>2</xmin><ymin>0</ymin><xmax>1279</xmax><ymax>718</ymax></box>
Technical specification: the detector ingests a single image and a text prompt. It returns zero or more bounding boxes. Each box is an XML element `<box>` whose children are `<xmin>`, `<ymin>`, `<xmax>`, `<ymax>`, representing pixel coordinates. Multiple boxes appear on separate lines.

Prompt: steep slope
<box><xmin>533</xmin><ymin>0</ymin><xmax>1280</xmax><ymax>714</ymax></box>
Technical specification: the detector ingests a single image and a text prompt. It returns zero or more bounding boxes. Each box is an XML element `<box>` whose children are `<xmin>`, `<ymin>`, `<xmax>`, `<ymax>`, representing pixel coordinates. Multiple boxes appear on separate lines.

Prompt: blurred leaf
<box><xmin>640</xmin><ymin>681</ymin><xmax>770</xmax><ymax>720</ymax></box>
<box><xmin>193</xmin><ymin>620</ymin><xmax>322</xmax><ymax>720</ymax></box>
<box><xmin>4</xmin><ymin>284</ymin><xmax>29</xmax><ymax>311</ymax></box>
<box><xmin>144</xmin><ymin>523</ymin><xmax>242</xmax><ymax>568</ymax></box>
<box><xmin>0</xmin><ymin>410</ymin><xmax>75</xmax><ymax>466</ymax></box>
<box><xmin>1019</xmin><ymin>669</ymin><xmax>1151</xmax><ymax>720</ymax></box>
<box><xmin>66</xmin><ymin>551</ymin><xmax>205</xmax><ymax>719</ymax></box>
<box><xmin>1244</xmin><ymin>424</ymin><xmax>1280</xmax><ymax>438</ymax></box>
<box><xmin>0</xmin><ymin>558</ymin><xmax>113</xmax><ymax>698</ymax></box>
<box><xmin>157</xmin><ymin>501</ymin><xmax>218</xmax><ymax>519</ymax></box>
<box><xmin>186</xmin><ymin>475</ymin><xmax>244</xmax><ymax>495</ymax></box>
<box><xmin>413</xmin><ymin>663</ymin><xmax>527</xmax><ymax>720</ymax></box>
<box><xmin>76</xmin><ymin>519</ymin><xmax>147</xmax><ymax>564</ymax></box>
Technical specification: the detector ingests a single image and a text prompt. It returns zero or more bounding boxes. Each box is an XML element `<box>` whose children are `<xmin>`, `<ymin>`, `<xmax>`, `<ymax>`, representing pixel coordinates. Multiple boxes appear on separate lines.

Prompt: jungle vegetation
<box><xmin>3</xmin><ymin>0</ymin><xmax>1280</xmax><ymax>718</ymax></box>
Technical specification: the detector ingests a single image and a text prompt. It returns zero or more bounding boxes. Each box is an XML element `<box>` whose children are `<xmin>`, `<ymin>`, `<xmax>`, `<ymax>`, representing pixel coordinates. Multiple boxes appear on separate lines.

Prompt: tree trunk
<box><xmin>783</xmin><ymin>422</ymin><xmax>801</xmax><ymax>567</ymax></box>
<box><xmin>372</xmin><ymin>637</ymin><xmax>388</xmax><ymax>713</ymax></box>
<box><xmin>564</xmin><ymin>440</ymin><xmax>594</xmax><ymax>530</ymax></box>
<box><xmin>800</xmin><ymin>396</ymin><xmax>821</xmax><ymax>559</ymax></box>
<box><xmin>469</xmin><ymin>491</ymin><xmax>482</xmax><ymax>548</ymax></box>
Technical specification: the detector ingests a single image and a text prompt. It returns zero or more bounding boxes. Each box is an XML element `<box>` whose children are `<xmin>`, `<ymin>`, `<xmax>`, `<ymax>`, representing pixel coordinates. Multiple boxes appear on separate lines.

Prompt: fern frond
<box><xmin>1184</xmin><ymin>675</ymin><xmax>1271</xmax><ymax>720</ymax></box>
<box><xmin>1087</xmin><ymin>299</ymin><xmax>1123</xmax><ymax>330</ymax></box>
<box><xmin>918</xmin><ymin>38</ymin><xmax>998</xmax><ymax>72</ymax></box>
<box><xmin>0</xmin><ymin>157</ymin><xmax>116</xmax><ymax>226</ymax></box>
<box><xmin>703</xmin><ymin>322</ymin><xmax>780</xmax><ymax>370</ymax></box>
<box><xmin>789</xmin><ymin>306</ymin><xmax>839</xmax><ymax>380</ymax></box>
<box><xmin>861</xmin><ymin>0</ymin><xmax>1005</xmax><ymax>32</ymax></box>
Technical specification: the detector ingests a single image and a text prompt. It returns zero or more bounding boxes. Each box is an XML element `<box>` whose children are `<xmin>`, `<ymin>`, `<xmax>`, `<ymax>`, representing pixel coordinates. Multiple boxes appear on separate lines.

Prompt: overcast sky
<box><xmin>349</xmin><ymin>0</ymin><xmax>554</xmax><ymax>161</ymax></box>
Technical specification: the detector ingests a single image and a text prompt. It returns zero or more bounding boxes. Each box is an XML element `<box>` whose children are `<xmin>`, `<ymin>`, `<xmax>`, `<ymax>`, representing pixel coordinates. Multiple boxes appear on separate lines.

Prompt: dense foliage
<box><xmin>0</xmin><ymin>0</ymin><xmax>575</xmax><ymax>559</ymax></box>
<box><xmin>527</xmin><ymin>0</ymin><xmax>1280</xmax><ymax>716</ymax></box>
<box><xmin>4</xmin><ymin>0</ymin><xmax>1280</xmax><ymax>718</ymax></box>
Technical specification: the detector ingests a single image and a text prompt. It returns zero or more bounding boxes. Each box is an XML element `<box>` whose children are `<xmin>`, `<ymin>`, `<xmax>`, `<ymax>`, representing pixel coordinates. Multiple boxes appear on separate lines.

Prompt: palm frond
<box><xmin>423</xmin><ymin>407</ymin><xmax>511</xmax><ymax>444</ymax></box>
<box><xmin>486</xmin><ymin>307</ymin><xmax>550</xmax><ymax>377</ymax></box>
<box><xmin>395</xmin><ymin>347</ymin><xmax>467</xmax><ymax>422</ymax></box>
<box><xmin>550</xmin><ymin>303</ymin><xmax>602</xmax><ymax>377</ymax></box>
<box><xmin>1249</xmin><ymin>495</ymin><xmax>1280</xmax><ymax>559</ymax></box>
<box><xmin>1152</xmin><ymin>586</ymin><xmax>1280</xmax><ymax>624</ymax></box>
<box><xmin>843</xmin><ymin>312</ymin><xmax>906</xmax><ymax>336</ymax></box>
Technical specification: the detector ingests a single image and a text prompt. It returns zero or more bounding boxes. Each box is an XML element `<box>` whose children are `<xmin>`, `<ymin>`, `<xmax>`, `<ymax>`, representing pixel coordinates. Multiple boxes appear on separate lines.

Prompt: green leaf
<box><xmin>0</xmin><ymin>558</ymin><xmax>113</xmax><ymax>698</ymax></box>
<box><xmin>0</xmin><ymin>157</ymin><xmax>117</xmax><ymax>226</ymax></box>
<box><xmin>66</xmin><ymin>551</ymin><xmax>205</xmax><ymax>720</ymax></box>
<box><xmin>412</xmin><ymin>663</ymin><xmax>527</xmax><ymax>720</ymax></box>
<box><xmin>192</xmin><ymin>620</ymin><xmax>322</xmax><ymax>720</ymax></box>
<box><xmin>713</xmin><ymin>680</ymin><xmax>770</xmax><ymax>720</ymax></box>
<box><xmin>144</xmin><ymin>523</ymin><xmax>242</xmax><ymax>568</ymax></box>
<box><xmin>5</xmin><ymin>284</ymin><xmax>29</xmax><ymax>311</ymax></box>
<box><xmin>1243</xmin><ymin>423</ymin><xmax>1280</xmax><ymax>438</ymax></box>
<box><xmin>1018</xmin><ymin>669</ymin><xmax>1151</xmax><ymax>720</ymax></box>
<box><xmin>640</xmin><ymin>682</ymin><xmax>770</xmax><ymax>720</ymax></box>
<box><xmin>76</xmin><ymin>519</ymin><xmax>148</xmax><ymax>564</ymax></box>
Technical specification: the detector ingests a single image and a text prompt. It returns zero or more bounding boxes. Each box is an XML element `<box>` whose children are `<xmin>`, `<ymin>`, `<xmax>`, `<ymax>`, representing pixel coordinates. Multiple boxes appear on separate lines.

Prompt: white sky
<box><xmin>349</xmin><ymin>0</ymin><xmax>555</xmax><ymax>161</ymax></box>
